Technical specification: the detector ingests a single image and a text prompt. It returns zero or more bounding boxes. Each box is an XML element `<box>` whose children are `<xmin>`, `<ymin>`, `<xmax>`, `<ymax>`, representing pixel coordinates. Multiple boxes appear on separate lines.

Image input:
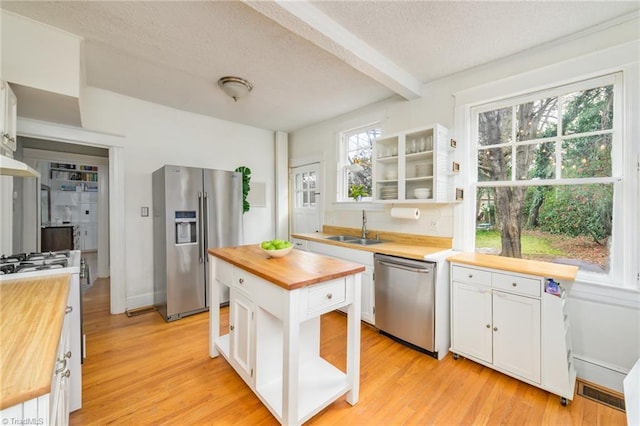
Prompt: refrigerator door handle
<box><xmin>198</xmin><ymin>192</ymin><xmax>204</xmax><ymax>264</ymax></box>
<box><xmin>203</xmin><ymin>192</ymin><xmax>209</xmax><ymax>261</ymax></box>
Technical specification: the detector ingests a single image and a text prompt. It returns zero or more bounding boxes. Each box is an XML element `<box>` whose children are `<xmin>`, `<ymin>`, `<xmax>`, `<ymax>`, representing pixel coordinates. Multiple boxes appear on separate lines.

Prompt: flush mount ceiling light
<box><xmin>218</xmin><ymin>76</ymin><xmax>253</xmax><ymax>102</ymax></box>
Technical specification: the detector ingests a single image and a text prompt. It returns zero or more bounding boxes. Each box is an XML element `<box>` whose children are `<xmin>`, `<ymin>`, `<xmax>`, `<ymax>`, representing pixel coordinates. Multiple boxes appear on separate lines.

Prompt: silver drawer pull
<box><xmin>65</xmin><ymin>306</ymin><xmax>73</xmax><ymax>314</ymax></box>
<box><xmin>230</xmin><ymin>325</ymin><xmax>235</xmax><ymax>331</ymax></box>
<box><xmin>55</xmin><ymin>359</ymin><xmax>67</xmax><ymax>374</ymax></box>
<box><xmin>326</xmin><ymin>293</ymin><xmax>333</xmax><ymax>300</ymax></box>
<box><xmin>63</xmin><ymin>370</ymin><xmax>71</xmax><ymax>378</ymax></box>
<box><xmin>64</xmin><ymin>351</ymin><xmax>72</xmax><ymax>359</ymax></box>
<box><xmin>238</xmin><ymin>278</ymin><xmax>244</xmax><ymax>284</ymax></box>
<box><xmin>512</xmin><ymin>282</ymin><xmax>517</xmax><ymax>287</ymax></box>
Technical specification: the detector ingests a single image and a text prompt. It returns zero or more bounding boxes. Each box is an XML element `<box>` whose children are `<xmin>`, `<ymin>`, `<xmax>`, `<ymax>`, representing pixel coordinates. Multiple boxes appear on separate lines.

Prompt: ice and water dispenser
<box><xmin>175</xmin><ymin>211</ymin><xmax>197</xmax><ymax>245</ymax></box>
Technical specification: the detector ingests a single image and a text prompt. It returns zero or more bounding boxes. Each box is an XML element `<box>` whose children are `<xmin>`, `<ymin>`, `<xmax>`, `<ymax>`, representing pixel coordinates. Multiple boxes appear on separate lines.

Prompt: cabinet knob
<box><xmin>486</xmin><ymin>324</ymin><xmax>491</xmax><ymax>328</ymax></box>
<box><xmin>63</xmin><ymin>369</ymin><xmax>71</xmax><ymax>378</ymax></box>
<box><xmin>238</xmin><ymin>278</ymin><xmax>244</xmax><ymax>284</ymax></box>
<box><xmin>65</xmin><ymin>306</ymin><xmax>73</xmax><ymax>314</ymax></box>
<box><xmin>64</xmin><ymin>351</ymin><xmax>72</xmax><ymax>359</ymax></box>
<box><xmin>512</xmin><ymin>282</ymin><xmax>517</xmax><ymax>287</ymax></box>
<box><xmin>229</xmin><ymin>325</ymin><xmax>235</xmax><ymax>331</ymax></box>
<box><xmin>326</xmin><ymin>293</ymin><xmax>333</xmax><ymax>300</ymax></box>
<box><xmin>468</xmin><ymin>274</ymin><xmax>473</xmax><ymax>278</ymax></box>
<box><xmin>493</xmin><ymin>327</ymin><xmax>498</xmax><ymax>332</ymax></box>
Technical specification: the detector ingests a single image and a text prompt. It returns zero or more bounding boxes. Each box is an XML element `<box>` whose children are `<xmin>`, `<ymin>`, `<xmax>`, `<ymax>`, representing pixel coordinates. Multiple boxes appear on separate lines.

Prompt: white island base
<box><xmin>208</xmin><ymin>247</ymin><xmax>362</xmax><ymax>426</ymax></box>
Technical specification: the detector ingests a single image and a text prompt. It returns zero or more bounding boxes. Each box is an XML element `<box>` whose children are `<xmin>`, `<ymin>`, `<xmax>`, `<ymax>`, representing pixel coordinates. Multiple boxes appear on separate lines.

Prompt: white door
<box><xmin>492</xmin><ymin>291</ymin><xmax>541</xmax><ymax>383</ymax></box>
<box><xmin>229</xmin><ymin>289</ymin><xmax>254</xmax><ymax>386</ymax></box>
<box><xmin>291</xmin><ymin>163</ymin><xmax>321</xmax><ymax>234</ymax></box>
<box><xmin>451</xmin><ymin>282</ymin><xmax>493</xmax><ymax>363</ymax></box>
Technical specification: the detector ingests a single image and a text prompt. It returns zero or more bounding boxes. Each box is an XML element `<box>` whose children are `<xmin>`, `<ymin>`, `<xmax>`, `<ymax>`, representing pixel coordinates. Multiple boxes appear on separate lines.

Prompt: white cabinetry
<box><xmin>229</xmin><ymin>284</ymin><xmax>255</xmax><ymax>386</ymax></box>
<box><xmin>291</xmin><ymin>238</ymin><xmax>308</xmax><ymax>251</ymax></box>
<box><xmin>307</xmin><ymin>241</ymin><xmax>375</xmax><ymax>325</ymax></box>
<box><xmin>373</xmin><ymin>124</ymin><xmax>454</xmax><ymax>203</ymax></box>
<box><xmin>450</xmin><ymin>262</ymin><xmax>575</xmax><ymax>404</ymax></box>
<box><xmin>48</xmin><ymin>164</ymin><xmax>99</xmax><ymax>251</ymax></box>
<box><xmin>0</xmin><ymin>80</ymin><xmax>17</xmax><ymax>155</ymax></box>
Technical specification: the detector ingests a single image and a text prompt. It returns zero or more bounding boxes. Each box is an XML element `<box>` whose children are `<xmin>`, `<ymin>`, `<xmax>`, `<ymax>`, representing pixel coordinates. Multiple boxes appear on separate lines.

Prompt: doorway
<box><xmin>17</xmin><ymin>118</ymin><xmax>126</xmax><ymax>314</ymax></box>
<box><xmin>291</xmin><ymin>162</ymin><xmax>322</xmax><ymax>234</ymax></box>
<box><xmin>20</xmin><ymin>137</ymin><xmax>109</xmax><ymax>283</ymax></box>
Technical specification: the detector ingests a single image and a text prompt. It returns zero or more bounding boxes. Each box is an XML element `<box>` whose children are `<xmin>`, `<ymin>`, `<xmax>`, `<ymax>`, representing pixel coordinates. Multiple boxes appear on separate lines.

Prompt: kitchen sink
<box><xmin>325</xmin><ymin>235</ymin><xmax>358</xmax><ymax>242</ymax></box>
<box><xmin>348</xmin><ymin>238</ymin><xmax>386</xmax><ymax>245</ymax></box>
<box><xmin>324</xmin><ymin>235</ymin><xmax>386</xmax><ymax>245</ymax></box>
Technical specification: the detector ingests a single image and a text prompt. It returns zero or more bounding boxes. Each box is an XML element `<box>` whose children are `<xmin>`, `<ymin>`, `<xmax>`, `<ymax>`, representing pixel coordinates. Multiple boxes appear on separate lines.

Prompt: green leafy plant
<box><xmin>349</xmin><ymin>184</ymin><xmax>368</xmax><ymax>201</ymax></box>
<box><xmin>235</xmin><ymin>166</ymin><xmax>251</xmax><ymax>213</ymax></box>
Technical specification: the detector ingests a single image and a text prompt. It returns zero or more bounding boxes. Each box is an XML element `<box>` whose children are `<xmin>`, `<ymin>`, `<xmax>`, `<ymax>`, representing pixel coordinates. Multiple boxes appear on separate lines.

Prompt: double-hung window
<box><xmin>337</xmin><ymin>124</ymin><xmax>380</xmax><ymax>202</ymax></box>
<box><xmin>472</xmin><ymin>73</ymin><xmax>622</xmax><ymax>279</ymax></box>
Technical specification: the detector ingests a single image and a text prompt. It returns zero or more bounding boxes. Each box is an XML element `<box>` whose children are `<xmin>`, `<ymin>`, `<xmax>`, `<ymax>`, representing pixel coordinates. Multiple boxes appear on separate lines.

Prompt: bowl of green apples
<box><xmin>260</xmin><ymin>239</ymin><xmax>293</xmax><ymax>257</ymax></box>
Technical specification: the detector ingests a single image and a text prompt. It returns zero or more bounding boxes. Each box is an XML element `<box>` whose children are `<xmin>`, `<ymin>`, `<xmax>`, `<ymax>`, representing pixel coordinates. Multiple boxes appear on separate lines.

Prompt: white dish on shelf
<box><xmin>414</xmin><ymin>188</ymin><xmax>432</xmax><ymax>199</ymax></box>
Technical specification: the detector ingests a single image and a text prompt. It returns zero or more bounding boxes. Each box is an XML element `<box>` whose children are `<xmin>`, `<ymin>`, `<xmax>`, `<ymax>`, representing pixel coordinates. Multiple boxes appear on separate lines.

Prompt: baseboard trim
<box><xmin>574</xmin><ymin>355</ymin><xmax>629</xmax><ymax>393</ymax></box>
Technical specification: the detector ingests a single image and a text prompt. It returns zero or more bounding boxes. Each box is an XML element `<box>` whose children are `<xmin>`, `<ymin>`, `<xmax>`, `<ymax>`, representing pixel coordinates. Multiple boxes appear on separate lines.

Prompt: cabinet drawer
<box><xmin>451</xmin><ymin>265</ymin><xmax>491</xmax><ymax>287</ymax></box>
<box><xmin>214</xmin><ymin>258</ymin><xmax>233</xmax><ymax>287</ymax></box>
<box><xmin>306</xmin><ymin>278</ymin><xmax>346</xmax><ymax>315</ymax></box>
<box><xmin>492</xmin><ymin>272</ymin><xmax>541</xmax><ymax>297</ymax></box>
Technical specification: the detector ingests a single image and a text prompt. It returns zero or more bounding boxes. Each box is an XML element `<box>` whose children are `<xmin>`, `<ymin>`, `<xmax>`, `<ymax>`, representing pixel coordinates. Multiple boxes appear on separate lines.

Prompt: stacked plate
<box><xmin>380</xmin><ymin>186</ymin><xmax>398</xmax><ymax>200</ymax></box>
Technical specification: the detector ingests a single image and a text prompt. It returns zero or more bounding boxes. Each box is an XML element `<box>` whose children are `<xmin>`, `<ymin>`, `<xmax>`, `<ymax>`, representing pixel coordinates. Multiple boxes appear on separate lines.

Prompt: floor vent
<box><xmin>125</xmin><ymin>306</ymin><xmax>156</xmax><ymax>317</ymax></box>
<box><xmin>577</xmin><ymin>379</ymin><xmax>626</xmax><ymax>412</ymax></box>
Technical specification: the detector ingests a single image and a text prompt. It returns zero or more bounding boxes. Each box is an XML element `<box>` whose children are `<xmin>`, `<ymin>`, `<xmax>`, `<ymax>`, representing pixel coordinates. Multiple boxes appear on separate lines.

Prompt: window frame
<box><xmin>469</xmin><ymin>72</ymin><xmax>625</xmax><ymax>286</ymax></box>
<box><xmin>336</xmin><ymin>122</ymin><xmax>380</xmax><ymax>203</ymax></box>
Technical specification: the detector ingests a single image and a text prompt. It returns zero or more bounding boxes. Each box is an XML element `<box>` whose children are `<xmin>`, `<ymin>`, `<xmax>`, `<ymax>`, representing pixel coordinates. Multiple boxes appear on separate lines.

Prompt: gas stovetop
<box><xmin>0</xmin><ymin>250</ymin><xmax>75</xmax><ymax>275</ymax></box>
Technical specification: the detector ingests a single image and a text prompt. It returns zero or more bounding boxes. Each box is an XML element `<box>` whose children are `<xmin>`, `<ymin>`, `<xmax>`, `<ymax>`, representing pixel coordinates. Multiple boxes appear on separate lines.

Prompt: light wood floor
<box><xmin>71</xmin><ymin>278</ymin><xmax>626</xmax><ymax>425</ymax></box>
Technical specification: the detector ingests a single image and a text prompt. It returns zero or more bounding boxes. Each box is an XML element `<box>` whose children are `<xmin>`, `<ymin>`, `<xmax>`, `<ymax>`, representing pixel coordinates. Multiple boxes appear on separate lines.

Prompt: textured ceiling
<box><xmin>1</xmin><ymin>1</ymin><xmax>639</xmax><ymax>132</ymax></box>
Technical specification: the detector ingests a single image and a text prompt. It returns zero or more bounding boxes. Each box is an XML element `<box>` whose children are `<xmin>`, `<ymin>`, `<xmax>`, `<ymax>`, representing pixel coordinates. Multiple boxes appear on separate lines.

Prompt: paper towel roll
<box><xmin>390</xmin><ymin>207</ymin><xmax>420</xmax><ymax>220</ymax></box>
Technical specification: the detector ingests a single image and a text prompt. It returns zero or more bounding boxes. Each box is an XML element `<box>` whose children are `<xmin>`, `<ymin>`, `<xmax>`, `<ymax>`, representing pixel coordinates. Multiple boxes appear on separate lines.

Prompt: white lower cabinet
<box><xmin>307</xmin><ymin>241</ymin><xmax>375</xmax><ymax>325</ymax></box>
<box><xmin>450</xmin><ymin>263</ymin><xmax>573</xmax><ymax>404</ymax></box>
<box><xmin>229</xmin><ymin>287</ymin><xmax>254</xmax><ymax>386</ymax></box>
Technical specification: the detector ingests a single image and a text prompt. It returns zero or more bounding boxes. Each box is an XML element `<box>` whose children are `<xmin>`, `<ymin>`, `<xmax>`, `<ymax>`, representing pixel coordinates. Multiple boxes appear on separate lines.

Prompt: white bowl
<box><xmin>414</xmin><ymin>188</ymin><xmax>432</xmax><ymax>199</ymax></box>
<box><xmin>385</xmin><ymin>169</ymin><xmax>398</xmax><ymax>180</ymax></box>
<box><xmin>260</xmin><ymin>245</ymin><xmax>293</xmax><ymax>258</ymax></box>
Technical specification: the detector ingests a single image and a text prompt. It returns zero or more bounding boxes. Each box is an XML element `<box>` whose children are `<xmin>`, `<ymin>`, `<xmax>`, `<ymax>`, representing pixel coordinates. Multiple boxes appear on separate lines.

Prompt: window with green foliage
<box><xmin>338</xmin><ymin>124</ymin><xmax>380</xmax><ymax>202</ymax></box>
<box><xmin>472</xmin><ymin>74</ymin><xmax>620</xmax><ymax>275</ymax></box>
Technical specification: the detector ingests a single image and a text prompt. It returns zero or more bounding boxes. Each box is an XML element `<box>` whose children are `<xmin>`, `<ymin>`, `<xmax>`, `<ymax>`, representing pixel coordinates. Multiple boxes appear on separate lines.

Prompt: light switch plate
<box><xmin>141</xmin><ymin>207</ymin><xmax>149</xmax><ymax>217</ymax></box>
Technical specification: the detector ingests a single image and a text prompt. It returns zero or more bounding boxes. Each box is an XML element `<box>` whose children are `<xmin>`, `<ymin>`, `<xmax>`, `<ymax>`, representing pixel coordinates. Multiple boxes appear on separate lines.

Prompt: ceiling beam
<box><xmin>244</xmin><ymin>0</ymin><xmax>422</xmax><ymax>100</ymax></box>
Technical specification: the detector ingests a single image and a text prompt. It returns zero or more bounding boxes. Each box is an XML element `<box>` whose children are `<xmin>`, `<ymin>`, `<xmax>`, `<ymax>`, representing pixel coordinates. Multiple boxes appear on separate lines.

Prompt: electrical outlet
<box><xmin>428</xmin><ymin>219</ymin><xmax>439</xmax><ymax>231</ymax></box>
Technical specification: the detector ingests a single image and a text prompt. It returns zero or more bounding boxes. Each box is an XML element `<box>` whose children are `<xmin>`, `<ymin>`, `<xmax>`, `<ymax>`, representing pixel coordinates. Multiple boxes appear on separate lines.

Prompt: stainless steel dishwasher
<box><xmin>374</xmin><ymin>254</ymin><xmax>437</xmax><ymax>357</ymax></box>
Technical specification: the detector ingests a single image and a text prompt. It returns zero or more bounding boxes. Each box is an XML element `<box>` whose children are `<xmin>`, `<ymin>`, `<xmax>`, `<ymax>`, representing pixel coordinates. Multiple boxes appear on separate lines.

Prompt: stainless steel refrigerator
<box><xmin>152</xmin><ymin>165</ymin><xmax>243</xmax><ymax>321</ymax></box>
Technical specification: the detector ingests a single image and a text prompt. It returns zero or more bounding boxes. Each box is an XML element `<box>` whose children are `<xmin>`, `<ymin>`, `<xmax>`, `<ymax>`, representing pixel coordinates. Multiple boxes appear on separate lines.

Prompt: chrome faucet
<box><xmin>361</xmin><ymin>209</ymin><xmax>368</xmax><ymax>239</ymax></box>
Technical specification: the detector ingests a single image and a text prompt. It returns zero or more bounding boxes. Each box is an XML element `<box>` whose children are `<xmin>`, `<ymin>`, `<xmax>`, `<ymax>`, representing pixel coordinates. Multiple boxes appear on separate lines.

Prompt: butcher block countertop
<box><xmin>208</xmin><ymin>244</ymin><xmax>365</xmax><ymax>290</ymax></box>
<box><xmin>447</xmin><ymin>252</ymin><xmax>579</xmax><ymax>282</ymax></box>
<box><xmin>0</xmin><ymin>274</ymin><xmax>70</xmax><ymax>409</ymax></box>
<box><xmin>292</xmin><ymin>226</ymin><xmax>453</xmax><ymax>261</ymax></box>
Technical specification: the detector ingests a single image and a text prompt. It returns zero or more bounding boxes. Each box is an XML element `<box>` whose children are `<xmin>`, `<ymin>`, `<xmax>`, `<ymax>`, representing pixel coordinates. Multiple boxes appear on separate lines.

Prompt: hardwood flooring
<box><xmin>72</xmin><ymin>278</ymin><xmax>626</xmax><ymax>425</ymax></box>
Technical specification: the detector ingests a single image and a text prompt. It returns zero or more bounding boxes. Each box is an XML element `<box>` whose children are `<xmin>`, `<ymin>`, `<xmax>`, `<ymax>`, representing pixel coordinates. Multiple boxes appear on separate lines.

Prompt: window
<box><xmin>472</xmin><ymin>74</ymin><xmax>621</xmax><ymax>276</ymax></box>
<box><xmin>337</xmin><ymin>124</ymin><xmax>380</xmax><ymax>202</ymax></box>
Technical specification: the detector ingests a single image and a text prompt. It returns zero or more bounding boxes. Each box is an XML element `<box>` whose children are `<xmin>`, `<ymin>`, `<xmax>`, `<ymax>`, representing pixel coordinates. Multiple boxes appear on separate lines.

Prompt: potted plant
<box><xmin>349</xmin><ymin>184</ymin><xmax>369</xmax><ymax>201</ymax></box>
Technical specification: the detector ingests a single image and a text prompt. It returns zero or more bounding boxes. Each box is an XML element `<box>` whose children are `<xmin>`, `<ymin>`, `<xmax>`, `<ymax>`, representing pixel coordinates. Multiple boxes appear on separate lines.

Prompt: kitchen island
<box><xmin>208</xmin><ymin>244</ymin><xmax>364</xmax><ymax>426</ymax></box>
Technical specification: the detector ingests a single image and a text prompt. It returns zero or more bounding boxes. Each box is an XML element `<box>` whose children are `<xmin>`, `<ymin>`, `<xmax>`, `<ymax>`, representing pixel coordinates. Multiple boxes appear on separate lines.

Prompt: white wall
<box><xmin>289</xmin><ymin>15</ymin><xmax>640</xmax><ymax>392</ymax></box>
<box><xmin>79</xmin><ymin>87</ymin><xmax>276</xmax><ymax>308</ymax></box>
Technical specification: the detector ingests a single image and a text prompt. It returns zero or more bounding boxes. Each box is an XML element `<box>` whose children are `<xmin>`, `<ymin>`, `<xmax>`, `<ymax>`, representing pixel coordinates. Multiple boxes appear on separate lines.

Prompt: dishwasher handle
<box><xmin>377</xmin><ymin>259</ymin><xmax>432</xmax><ymax>274</ymax></box>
